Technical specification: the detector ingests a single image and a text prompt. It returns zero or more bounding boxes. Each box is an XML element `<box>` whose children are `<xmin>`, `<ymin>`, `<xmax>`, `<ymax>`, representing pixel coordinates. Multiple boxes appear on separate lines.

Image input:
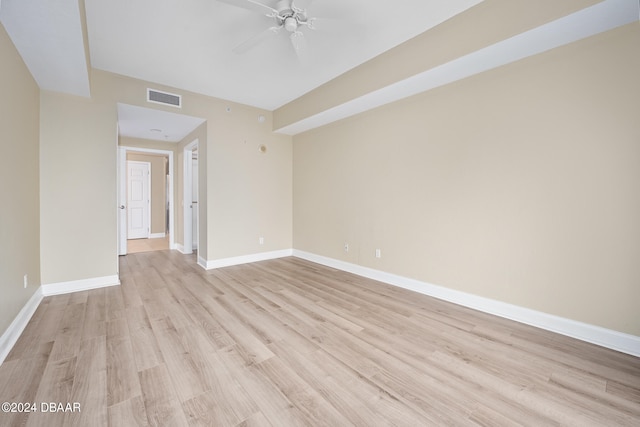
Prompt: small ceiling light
<box><xmin>150</xmin><ymin>128</ymin><xmax>162</xmax><ymax>133</ymax></box>
<box><xmin>284</xmin><ymin>16</ymin><xmax>298</xmax><ymax>32</ymax></box>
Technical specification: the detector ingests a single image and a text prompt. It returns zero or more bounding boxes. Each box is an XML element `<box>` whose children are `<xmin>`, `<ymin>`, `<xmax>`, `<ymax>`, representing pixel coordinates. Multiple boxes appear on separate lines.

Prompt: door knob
<box><xmin>119</xmin><ymin>205</ymin><xmax>126</xmax><ymax>209</ymax></box>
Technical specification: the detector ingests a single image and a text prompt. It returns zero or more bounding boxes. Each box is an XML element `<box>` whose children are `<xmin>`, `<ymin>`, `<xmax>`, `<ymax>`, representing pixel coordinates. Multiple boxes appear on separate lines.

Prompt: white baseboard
<box><xmin>201</xmin><ymin>249</ymin><xmax>293</xmax><ymax>270</ymax></box>
<box><xmin>292</xmin><ymin>250</ymin><xmax>640</xmax><ymax>357</ymax></box>
<box><xmin>175</xmin><ymin>244</ymin><xmax>200</xmax><ymax>254</ymax></box>
<box><xmin>149</xmin><ymin>232</ymin><xmax>166</xmax><ymax>239</ymax></box>
<box><xmin>41</xmin><ymin>275</ymin><xmax>120</xmax><ymax>296</ymax></box>
<box><xmin>197</xmin><ymin>254</ymin><xmax>208</xmax><ymax>270</ymax></box>
<box><xmin>0</xmin><ymin>288</ymin><xmax>44</xmax><ymax>365</ymax></box>
<box><xmin>1</xmin><ymin>274</ymin><xmax>120</xmax><ymax>365</ymax></box>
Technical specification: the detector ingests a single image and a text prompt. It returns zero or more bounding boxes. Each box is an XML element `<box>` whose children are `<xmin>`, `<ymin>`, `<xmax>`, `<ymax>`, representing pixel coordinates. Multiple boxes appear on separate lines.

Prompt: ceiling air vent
<box><xmin>147</xmin><ymin>88</ymin><xmax>182</xmax><ymax>108</ymax></box>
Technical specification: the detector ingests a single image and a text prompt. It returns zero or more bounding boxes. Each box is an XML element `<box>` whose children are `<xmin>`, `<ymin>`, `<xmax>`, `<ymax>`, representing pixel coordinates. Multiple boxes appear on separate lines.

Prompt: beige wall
<box><xmin>0</xmin><ymin>23</ymin><xmax>41</xmax><ymax>335</ymax></box>
<box><xmin>126</xmin><ymin>152</ymin><xmax>168</xmax><ymax>235</ymax></box>
<box><xmin>274</xmin><ymin>0</ymin><xmax>600</xmax><ymax>130</ymax></box>
<box><xmin>39</xmin><ymin>68</ymin><xmax>292</xmax><ymax>287</ymax></box>
<box><xmin>39</xmin><ymin>91</ymin><xmax>118</xmax><ymax>284</ymax></box>
<box><xmin>5</xmin><ymin>0</ymin><xmax>632</xmax><ymax>348</ymax></box>
<box><xmin>292</xmin><ymin>24</ymin><xmax>640</xmax><ymax>336</ymax></box>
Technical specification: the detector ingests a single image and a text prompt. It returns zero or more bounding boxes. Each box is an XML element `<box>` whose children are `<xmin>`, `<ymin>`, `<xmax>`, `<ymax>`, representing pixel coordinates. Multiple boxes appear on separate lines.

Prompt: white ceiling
<box><xmin>1</xmin><ymin>0</ymin><xmax>638</xmax><ymax>140</ymax></box>
<box><xmin>117</xmin><ymin>103</ymin><xmax>206</xmax><ymax>142</ymax></box>
<box><xmin>1</xmin><ymin>0</ymin><xmax>483</xmax><ymax>111</ymax></box>
<box><xmin>0</xmin><ymin>0</ymin><xmax>90</xmax><ymax>97</ymax></box>
<box><xmin>276</xmin><ymin>0</ymin><xmax>640</xmax><ymax>134</ymax></box>
<box><xmin>84</xmin><ymin>0</ymin><xmax>483</xmax><ymax>111</ymax></box>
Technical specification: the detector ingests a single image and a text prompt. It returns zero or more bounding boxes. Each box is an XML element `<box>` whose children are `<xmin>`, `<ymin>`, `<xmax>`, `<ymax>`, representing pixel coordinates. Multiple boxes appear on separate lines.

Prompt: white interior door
<box><xmin>127</xmin><ymin>161</ymin><xmax>150</xmax><ymax>239</ymax></box>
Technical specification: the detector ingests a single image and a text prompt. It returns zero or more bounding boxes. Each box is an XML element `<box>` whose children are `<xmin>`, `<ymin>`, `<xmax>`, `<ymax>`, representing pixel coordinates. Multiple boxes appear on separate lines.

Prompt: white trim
<box><xmin>275</xmin><ymin>0</ymin><xmax>639</xmax><ymax>135</ymax></box>
<box><xmin>197</xmin><ymin>254</ymin><xmax>208</xmax><ymax>270</ymax></box>
<box><xmin>183</xmin><ymin>139</ymin><xmax>198</xmax><ymax>255</ymax></box>
<box><xmin>117</xmin><ymin>146</ymin><xmax>127</xmax><ymax>255</ymax></box>
<box><xmin>41</xmin><ymin>275</ymin><xmax>120</xmax><ymax>296</ymax></box>
<box><xmin>0</xmin><ymin>288</ymin><xmax>44</xmax><ymax>365</ymax></box>
<box><xmin>201</xmin><ymin>249</ymin><xmax>293</xmax><ymax>270</ymax></box>
<box><xmin>149</xmin><ymin>232</ymin><xmax>166</xmax><ymax>239</ymax></box>
<box><xmin>292</xmin><ymin>250</ymin><xmax>640</xmax><ymax>357</ymax></box>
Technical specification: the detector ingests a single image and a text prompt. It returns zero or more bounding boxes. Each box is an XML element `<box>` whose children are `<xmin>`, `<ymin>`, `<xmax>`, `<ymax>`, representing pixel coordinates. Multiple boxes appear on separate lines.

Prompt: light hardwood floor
<box><xmin>127</xmin><ymin>236</ymin><xmax>170</xmax><ymax>254</ymax></box>
<box><xmin>1</xmin><ymin>251</ymin><xmax>639</xmax><ymax>426</ymax></box>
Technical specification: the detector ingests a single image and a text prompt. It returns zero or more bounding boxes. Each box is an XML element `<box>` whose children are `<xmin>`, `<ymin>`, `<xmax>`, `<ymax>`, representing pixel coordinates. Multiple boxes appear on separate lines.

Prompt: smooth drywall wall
<box><xmin>274</xmin><ymin>0</ymin><xmax>600</xmax><ymax>130</ymax></box>
<box><xmin>40</xmin><ymin>69</ymin><xmax>291</xmax><ymax>285</ymax></box>
<box><xmin>292</xmin><ymin>24</ymin><xmax>640</xmax><ymax>336</ymax></box>
<box><xmin>89</xmin><ymin>70</ymin><xmax>292</xmax><ymax>262</ymax></box>
<box><xmin>0</xmin><ymin>22</ymin><xmax>41</xmax><ymax>336</ymax></box>
<box><xmin>39</xmin><ymin>91</ymin><xmax>118</xmax><ymax>284</ymax></box>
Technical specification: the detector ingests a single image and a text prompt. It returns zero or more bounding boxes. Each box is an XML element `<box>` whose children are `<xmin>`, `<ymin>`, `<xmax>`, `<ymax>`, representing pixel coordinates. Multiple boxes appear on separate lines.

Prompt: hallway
<box><xmin>127</xmin><ymin>235</ymin><xmax>170</xmax><ymax>254</ymax></box>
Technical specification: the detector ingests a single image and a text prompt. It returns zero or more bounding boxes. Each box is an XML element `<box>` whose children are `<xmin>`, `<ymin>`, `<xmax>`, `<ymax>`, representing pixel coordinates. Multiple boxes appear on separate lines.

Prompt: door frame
<box><xmin>118</xmin><ymin>146</ymin><xmax>175</xmax><ymax>255</ymax></box>
<box><xmin>182</xmin><ymin>139</ymin><xmax>198</xmax><ymax>255</ymax></box>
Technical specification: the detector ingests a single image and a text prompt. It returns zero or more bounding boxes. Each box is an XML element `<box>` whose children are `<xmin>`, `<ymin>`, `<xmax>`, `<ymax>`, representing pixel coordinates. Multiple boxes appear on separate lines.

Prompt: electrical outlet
<box><xmin>23</xmin><ymin>274</ymin><xmax>28</xmax><ymax>289</ymax></box>
<box><xmin>375</xmin><ymin>249</ymin><xmax>381</xmax><ymax>258</ymax></box>
<box><xmin>344</xmin><ymin>243</ymin><xmax>349</xmax><ymax>252</ymax></box>
<box><xmin>259</xmin><ymin>237</ymin><xmax>264</xmax><ymax>245</ymax></box>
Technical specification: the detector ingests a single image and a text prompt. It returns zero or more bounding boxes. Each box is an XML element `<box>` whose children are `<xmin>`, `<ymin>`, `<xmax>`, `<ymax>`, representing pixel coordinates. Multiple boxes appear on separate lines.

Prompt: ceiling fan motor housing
<box><xmin>275</xmin><ymin>0</ymin><xmax>307</xmax><ymax>32</ymax></box>
<box><xmin>284</xmin><ymin>16</ymin><xmax>298</xmax><ymax>32</ymax></box>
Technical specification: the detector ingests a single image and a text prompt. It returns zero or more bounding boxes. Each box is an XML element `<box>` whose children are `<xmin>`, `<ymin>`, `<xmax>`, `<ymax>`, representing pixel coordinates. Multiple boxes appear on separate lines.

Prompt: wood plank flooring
<box><xmin>127</xmin><ymin>236</ymin><xmax>170</xmax><ymax>254</ymax></box>
<box><xmin>1</xmin><ymin>251</ymin><xmax>639</xmax><ymax>426</ymax></box>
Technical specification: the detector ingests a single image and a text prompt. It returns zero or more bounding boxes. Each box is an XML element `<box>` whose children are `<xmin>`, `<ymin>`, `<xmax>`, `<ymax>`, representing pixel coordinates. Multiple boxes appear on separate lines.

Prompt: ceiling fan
<box><xmin>217</xmin><ymin>0</ymin><xmax>320</xmax><ymax>57</ymax></box>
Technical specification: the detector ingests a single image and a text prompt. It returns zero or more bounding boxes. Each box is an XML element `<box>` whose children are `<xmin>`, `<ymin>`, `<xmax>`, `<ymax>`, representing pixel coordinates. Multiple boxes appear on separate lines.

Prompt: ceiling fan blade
<box><xmin>233</xmin><ymin>26</ymin><xmax>282</xmax><ymax>54</ymax></box>
<box><xmin>306</xmin><ymin>16</ymin><xmax>342</xmax><ymax>32</ymax></box>
<box><xmin>289</xmin><ymin>31</ymin><xmax>307</xmax><ymax>51</ymax></box>
<box><xmin>290</xmin><ymin>31</ymin><xmax>309</xmax><ymax>62</ymax></box>
<box><xmin>291</xmin><ymin>0</ymin><xmax>314</xmax><ymax>12</ymax></box>
<box><xmin>216</xmin><ymin>0</ymin><xmax>278</xmax><ymax>16</ymax></box>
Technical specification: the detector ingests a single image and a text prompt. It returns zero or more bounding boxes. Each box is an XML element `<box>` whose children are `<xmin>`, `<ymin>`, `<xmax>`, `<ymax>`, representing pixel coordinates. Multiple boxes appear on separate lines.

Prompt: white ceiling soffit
<box><xmin>117</xmin><ymin>103</ymin><xmax>206</xmax><ymax>143</ymax></box>
<box><xmin>275</xmin><ymin>0</ymin><xmax>640</xmax><ymax>136</ymax></box>
<box><xmin>0</xmin><ymin>0</ymin><xmax>90</xmax><ymax>97</ymax></box>
<box><xmin>85</xmin><ymin>0</ymin><xmax>483</xmax><ymax>111</ymax></box>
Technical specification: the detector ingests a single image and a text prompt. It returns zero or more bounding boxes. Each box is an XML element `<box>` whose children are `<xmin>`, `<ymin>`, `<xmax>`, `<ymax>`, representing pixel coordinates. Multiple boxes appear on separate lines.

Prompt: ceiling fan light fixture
<box><xmin>284</xmin><ymin>16</ymin><xmax>298</xmax><ymax>32</ymax></box>
<box><xmin>222</xmin><ymin>0</ymin><xmax>314</xmax><ymax>55</ymax></box>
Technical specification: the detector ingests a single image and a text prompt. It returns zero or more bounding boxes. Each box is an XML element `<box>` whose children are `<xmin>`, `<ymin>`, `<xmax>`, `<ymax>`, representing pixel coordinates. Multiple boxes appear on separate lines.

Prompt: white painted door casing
<box><xmin>117</xmin><ymin>147</ymin><xmax>127</xmax><ymax>255</ymax></box>
<box><xmin>192</xmin><ymin>156</ymin><xmax>198</xmax><ymax>250</ymax></box>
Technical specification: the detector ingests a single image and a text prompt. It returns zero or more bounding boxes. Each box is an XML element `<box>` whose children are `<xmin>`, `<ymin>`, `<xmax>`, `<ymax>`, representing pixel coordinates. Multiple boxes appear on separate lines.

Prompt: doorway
<box><xmin>118</xmin><ymin>147</ymin><xmax>174</xmax><ymax>255</ymax></box>
<box><xmin>182</xmin><ymin>139</ymin><xmax>198</xmax><ymax>255</ymax></box>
